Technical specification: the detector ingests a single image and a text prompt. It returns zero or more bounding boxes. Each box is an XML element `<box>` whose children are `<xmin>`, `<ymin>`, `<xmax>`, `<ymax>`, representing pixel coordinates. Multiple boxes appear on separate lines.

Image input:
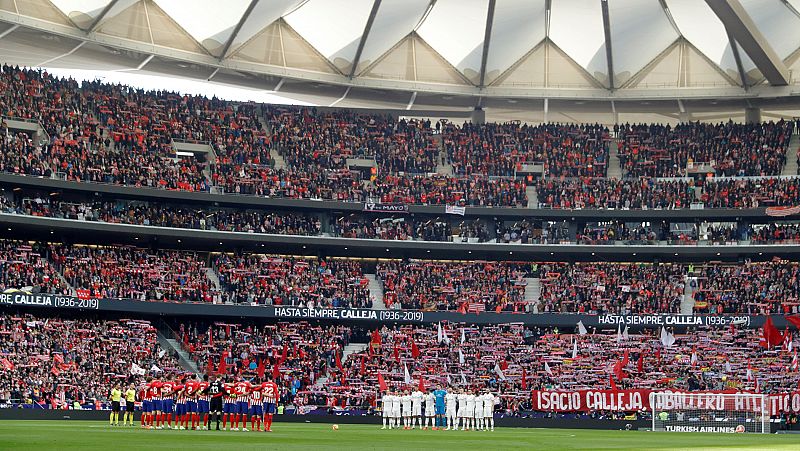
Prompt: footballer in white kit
<box><xmin>410</xmin><ymin>390</ymin><xmax>423</xmax><ymax>428</ymax></box>
<box><xmin>423</xmin><ymin>391</ymin><xmax>435</xmax><ymax>429</ymax></box>
<box><xmin>464</xmin><ymin>392</ymin><xmax>476</xmax><ymax>430</ymax></box>
<box><xmin>483</xmin><ymin>391</ymin><xmax>495</xmax><ymax>431</ymax></box>
<box><xmin>381</xmin><ymin>391</ymin><xmax>391</xmax><ymax>429</ymax></box>
<box><xmin>456</xmin><ymin>391</ymin><xmax>467</xmax><ymax>430</ymax></box>
<box><xmin>401</xmin><ymin>392</ymin><xmax>412</xmax><ymax>429</ymax></box>
<box><xmin>391</xmin><ymin>393</ymin><xmax>402</xmax><ymax>429</ymax></box>
<box><xmin>445</xmin><ymin>392</ymin><xmax>457</xmax><ymax>430</ymax></box>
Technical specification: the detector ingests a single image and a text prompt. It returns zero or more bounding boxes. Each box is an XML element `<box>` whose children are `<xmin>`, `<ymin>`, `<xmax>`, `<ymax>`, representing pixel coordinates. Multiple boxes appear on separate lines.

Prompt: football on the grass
<box><xmin>332</xmin><ymin>424</ymin><xmax>339</xmax><ymax>430</ymax></box>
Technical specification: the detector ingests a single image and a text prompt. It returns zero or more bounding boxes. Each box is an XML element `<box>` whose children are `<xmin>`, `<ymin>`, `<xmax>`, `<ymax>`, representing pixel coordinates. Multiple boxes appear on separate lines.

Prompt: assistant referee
<box><xmin>109</xmin><ymin>385</ymin><xmax>122</xmax><ymax>426</ymax></box>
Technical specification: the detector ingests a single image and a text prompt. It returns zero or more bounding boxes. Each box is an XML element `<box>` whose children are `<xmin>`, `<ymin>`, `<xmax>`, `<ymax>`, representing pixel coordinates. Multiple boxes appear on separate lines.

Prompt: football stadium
<box><xmin>2</xmin><ymin>0</ymin><xmax>800</xmax><ymax>449</ymax></box>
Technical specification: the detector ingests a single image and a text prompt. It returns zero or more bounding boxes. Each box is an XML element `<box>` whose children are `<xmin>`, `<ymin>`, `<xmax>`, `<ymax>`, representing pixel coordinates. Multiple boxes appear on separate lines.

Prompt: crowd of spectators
<box><xmin>748</xmin><ymin>223</ymin><xmax>800</xmax><ymax>244</ymax></box>
<box><xmin>318</xmin><ymin>323</ymin><xmax>798</xmax><ymax>413</ymax></box>
<box><xmin>5</xmin><ymin>195</ymin><xmax>321</xmax><ymax>236</ymax></box>
<box><xmin>616</xmin><ymin>121</ymin><xmax>793</xmax><ymax>177</ymax></box>
<box><xmin>178</xmin><ymin>321</ymin><xmax>356</xmax><ymax>409</ymax></box>
<box><xmin>377</xmin><ymin>260</ymin><xmax>529</xmax><ymax>311</ymax></box>
<box><xmin>213</xmin><ymin>254</ymin><xmax>371</xmax><ymax>308</ymax></box>
<box><xmin>0</xmin><ymin>313</ymin><xmax>181</xmax><ymax>408</ymax></box>
<box><xmin>443</xmin><ymin>122</ymin><xmax>610</xmax><ymax>177</ymax></box>
<box><xmin>538</xmin><ymin>263</ymin><xmax>686</xmax><ymax>314</ymax></box>
<box><xmin>693</xmin><ymin>260</ymin><xmax>800</xmax><ymax>314</ymax></box>
<box><xmin>535</xmin><ymin>178</ymin><xmax>698</xmax><ymax>209</ymax></box>
<box><xmin>50</xmin><ymin>245</ymin><xmax>215</xmax><ymax>303</ymax></box>
<box><xmin>0</xmin><ymin>240</ymin><xmax>70</xmax><ymax>295</ymax></box>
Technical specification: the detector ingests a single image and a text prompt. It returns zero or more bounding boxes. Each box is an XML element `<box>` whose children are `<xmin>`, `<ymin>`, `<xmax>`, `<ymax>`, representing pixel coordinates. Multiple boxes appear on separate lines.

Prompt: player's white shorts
<box><xmin>425</xmin><ymin>407</ymin><xmax>434</xmax><ymax>416</ymax></box>
<box><xmin>447</xmin><ymin>404</ymin><xmax>456</xmax><ymax>416</ymax></box>
<box><xmin>457</xmin><ymin>408</ymin><xmax>465</xmax><ymax>418</ymax></box>
<box><xmin>483</xmin><ymin>407</ymin><xmax>492</xmax><ymax>418</ymax></box>
<box><xmin>382</xmin><ymin>405</ymin><xmax>389</xmax><ymax>417</ymax></box>
<box><xmin>402</xmin><ymin>404</ymin><xmax>411</xmax><ymax>415</ymax></box>
<box><xmin>412</xmin><ymin>406</ymin><xmax>421</xmax><ymax>416</ymax></box>
<box><xmin>391</xmin><ymin>407</ymin><xmax>401</xmax><ymax>418</ymax></box>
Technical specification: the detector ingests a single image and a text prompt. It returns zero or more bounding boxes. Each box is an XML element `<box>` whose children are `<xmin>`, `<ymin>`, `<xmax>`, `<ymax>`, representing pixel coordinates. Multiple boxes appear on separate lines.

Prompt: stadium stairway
<box><xmin>607</xmin><ymin>140</ymin><xmax>623</xmax><ymax>179</ymax></box>
<box><xmin>271</xmin><ymin>152</ymin><xmax>288</xmax><ymax>171</ymax></box>
<box><xmin>342</xmin><ymin>343</ymin><xmax>369</xmax><ymax>363</ymax></box>
<box><xmin>782</xmin><ymin>132</ymin><xmax>799</xmax><ymax>176</ymax></box>
<box><xmin>526</xmin><ymin>185</ymin><xmax>538</xmax><ymax>208</ymax></box>
<box><xmin>366</xmin><ymin>274</ymin><xmax>386</xmax><ymax>310</ymax></box>
<box><xmin>524</xmin><ymin>277</ymin><xmax>541</xmax><ymax>313</ymax></box>
<box><xmin>155</xmin><ymin>323</ymin><xmax>200</xmax><ymax>374</ymax></box>
<box><xmin>205</xmin><ymin>268</ymin><xmax>222</xmax><ymax>298</ymax></box>
<box><xmin>434</xmin><ymin>135</ymin><xmax>454</xmax><ymax>176</ymax></box>
<box><xmin>680</xmin><ymin>275</ymin><xmax>697</xmax><ymax>315</ymax></box>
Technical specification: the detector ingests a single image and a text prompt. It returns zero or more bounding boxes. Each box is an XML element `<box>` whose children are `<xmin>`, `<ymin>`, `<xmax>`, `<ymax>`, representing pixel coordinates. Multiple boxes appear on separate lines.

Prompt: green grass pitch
<box><xmin>0</xmin><ymin>421</ymin><xmax>797</xmax><ymax>450</ymax></box>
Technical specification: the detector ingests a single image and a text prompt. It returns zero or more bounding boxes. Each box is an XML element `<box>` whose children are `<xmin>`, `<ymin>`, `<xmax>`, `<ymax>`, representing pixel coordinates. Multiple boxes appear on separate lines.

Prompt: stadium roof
<box><xmin>1</xmin><ymin>0</ymin><xmax>800</xmax><ymax>120</ymax></box>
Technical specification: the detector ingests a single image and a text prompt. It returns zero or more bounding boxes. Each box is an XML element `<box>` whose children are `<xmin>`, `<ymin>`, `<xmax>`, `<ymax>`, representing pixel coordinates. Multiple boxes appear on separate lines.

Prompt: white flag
<box><xmin>461</xmin><ymin>328</ymin><xmax>466</xmax><ymax>344</ymax></box>
<box><xmin>404</xmin><ymin>363</ymin><xmax>412</xmax><ymax>384</ymax></box>
<box><xmin>158</xmin><ymin>349</ymin><xmax>166</xmax><ymax>359</ymax></box>
<box><xmin>544</xmin><ymin>361</ymin><xmax>553</xmax><ymax>376</ymax></box>
<box><xmin>660</xmin><ymin>327</ymin><xmax>675</xmax><ymax>348</ymax></box>
<box><xmin>459</xmin><ymin>349</ymin><xmax>465</xmax><ymax>364</ymax></box>
<box><xmin>130</xmin><ymin>363</ymin><xmax>145</xmax><ymax>376</ymax></box>
<box><xmin>461</xmin><ymin>373</ymin><xmax>467</xmax><ymax>385</ymax></box>
<box><xmin>577</xmin><ymin>321</ymin><xmax>587</xmax><ymax>335</ymax></box>
<box><xmin>622</xmin><ymin>326</ymin><xmax>629</xmax><ymax>340</ymax></box>
<box><xmin>572</xmin><ymin>339</ymin><xmax>578</xmax><ymax>359</ymax></box>
<box><xmin>616</xmin><ymin>323</ymin><xmax>623</xmax><ymax>342</ymax></box>
<box><xmin>437</xmin><ymin>323</ymin><xmax>443</xmax><ymax>344</ymax></box>
<box><xmin>442</xmin><ymin>324</ymin><xmax>450</xmax><ymax>345</ymax></box>
<box><xmin>725</xmin><ymin>360</ymin><xmax>731</xmax><ymax>373</ymax></box>
<box><xmin>446</xmin><ymin>373</ymin><xmax>452</xmax><ymax>384</ymax></box>
<box><xmin>150</xmin><ymin>364</ymin><xmax>162</xmax><ymax>373</ymax></box>
<box><xmin>690</xmin><ymin>351</ymin><xmax>697</xmax><ymax>366</ymax></box>
<box><xmin>494</xmin><ymin>363</ymin><xmax>506</xmax><ymax>381</ymax></box>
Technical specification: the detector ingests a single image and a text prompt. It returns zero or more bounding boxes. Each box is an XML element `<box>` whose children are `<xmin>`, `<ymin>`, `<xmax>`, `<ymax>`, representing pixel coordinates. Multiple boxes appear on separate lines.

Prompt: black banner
<box><xmin>1</xmin><ymin>292</ymin><xmax>794</xmax><ymax>330</ymax></box>
<box><xmin>362</xmin><ymin>202</ymin><xmax>409</xmax><ymax>213</ymax></box>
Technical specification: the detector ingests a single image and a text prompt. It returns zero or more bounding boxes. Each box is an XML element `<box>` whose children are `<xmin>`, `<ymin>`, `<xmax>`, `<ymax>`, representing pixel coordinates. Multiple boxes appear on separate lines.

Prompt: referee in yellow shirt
<box><xmin>110</xmin><ymin>385</ymin><xmax>122</xmax><ymax>426</ymax></box>
<box><xmin>124</xmin><ymin>384</ymin><xmax>137</xmax><ymax>426</ymax></box>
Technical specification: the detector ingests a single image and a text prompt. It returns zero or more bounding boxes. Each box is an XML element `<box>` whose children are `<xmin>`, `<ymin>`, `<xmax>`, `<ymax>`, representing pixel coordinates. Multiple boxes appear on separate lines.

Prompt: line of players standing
<box><xmin>381</xmin><ymin>387</ymin><xmax>496</xmax><ymax>431</ymax></box>
<box><xmin>116</xmin><ymin>374</ymin><xmax>280</xmax><ymax>432</ymax></box>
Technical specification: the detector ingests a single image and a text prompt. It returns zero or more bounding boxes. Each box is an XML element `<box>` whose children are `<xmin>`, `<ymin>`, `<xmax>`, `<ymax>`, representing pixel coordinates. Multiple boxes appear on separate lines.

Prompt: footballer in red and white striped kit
<box><xmin>232</xmin><ymin>379</ymin><xmax>252</xmax><ymax>431</ymax></box>
<box><xmin>261</xmin><ymin>375</ymin><xmax>279</xmax><ymax>432</ymax></box>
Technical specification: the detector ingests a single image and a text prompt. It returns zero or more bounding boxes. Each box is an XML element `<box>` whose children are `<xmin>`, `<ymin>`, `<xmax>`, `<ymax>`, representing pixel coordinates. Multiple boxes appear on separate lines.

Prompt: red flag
<box><xmin>257</xmin><ymin>358</ymin><xmax>265</xmax><ymax>379</ymax></box>
<box><xmin>272</xmin><ymin>363</ymin><xmax>281</xmax><ymax>381</ymax></box>
<box><xmin>217</xmin><ymin>351</ymin><xmax>227</xmax><ymax>375</ymax></box>
<box><xmin>281</xmin><ymin>343</ymin><xmax>288</xmax><ymax>363</ymax></box>
<box><xmin>521</xmin><ymin>367</ymin><xmax>527</xmax><ymax>390</ymax></box>
<box><xmin>500</xmin><ymin>359</ymin><xmax>509</xmax><ymax>371</ymax></box>
<box><xmin>377</xmin><ymin>372</ymin><xmax>388</xmax><ymax>392</ymax></box>
<box><xmin>336</xmin><ymin>351</ymin><xmax>344</xmax><ymax>372</ymax></box>
<box><xmin>360</xmin><ymin>356</ymin><xmax>366</xmax><ymax>376</ymax></box>
<box><xmin>637</xmin><ymin>352</ymin><xmax>644</xmax><ymax>373</ymax></box>
<box><xmin>293</xmin><ymin>343</ymin><xmax>298</xmax><ymax>359</ymax></box>
<box><xmin>787</xmin><ymin>315</ymin><xmax>800</xmax><ymax>329</ymax></box>
<box><xmin>418</xmin><ymin>375</ymin><xmax>425</xmax><ymax>392</ymax></box>
<box><xmin>609</xmin><ymin>374</ymin><xmax>618</xmax><ymax>390</ymax></box>
<box><xmin>393</xmin><ymin>342</ymin><xmax>400</xmax><ymax>363</ymax></box>
<box><xmin>762</xmin><ymin>316</ymin><xmax>783</xmax><ymax>348</ymax></box>
<box><xmin>208</xmin><ymin>327</ymin><xmax>214</xmax><ymax>347</ymax></box>
<box><xmin>621</xmin><ymin>349</ymin><xmax>630</xmax><ymax>367</ymax></box>
<box><xmin>411</xmin><ymin>340</ymin><xmax>421</xmax><ymax>359</ymax></box>
<box><xmin>206</xmin><ymin>355</ymin><xmax>215</xmax><ymax>375</ymax></box>
<box><xmin>371</xmin><ymin>329</ymin><xmax>382</xmax><ymax>346</ymax></box>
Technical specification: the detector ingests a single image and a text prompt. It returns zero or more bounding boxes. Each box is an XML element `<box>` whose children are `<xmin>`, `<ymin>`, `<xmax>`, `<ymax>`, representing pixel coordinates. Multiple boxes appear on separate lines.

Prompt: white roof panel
<box><xmin>50</xmin><ymin>0</ymin><xmax>112</xmax><ymax>28</ymax></box>
<box><xmin>484</xmin><ymin>0</ymin><xmax>546</xmax><ymax>85</ymax></box>
<box><xmin>154</xmin><ymin>0</ymin><xmax>251</xmax><ymax>55</ymax></box>
<box><xmin>229</xmin><ymin>0</ymin><xmax>306</xmax><ymax>53</ymax></box>
<box><xmin>609</xmin><ymin>0</ymin><xmax>679</xmax><ymax>85</ymax></box>
<box><xmin>284</xmin><ymin>0</ymin><xmax>373</xmax><ymax>73</ymax></box>
<box><xmin>666</xmin><ymin>0</ymin><xmax>740</xmax><ymax>80</ymax></box>
<box><xmin>356</xmin><ymin>0</ymin><xmax>431</xmax><ymax>74</ymax></box>
<box><xmin>416</xmin><ymin>0</ymin><xmax>487</xmax><ymax>82</ymax></box>
<box><xmin>739</xmin><ymin>0</ymin><xmax>800</xmax><ymax>61</ymax></box>
<box><xmin>549</xmin><ymin>0</ymin><xmax>607</xmax><ymax>85</ymax></box>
